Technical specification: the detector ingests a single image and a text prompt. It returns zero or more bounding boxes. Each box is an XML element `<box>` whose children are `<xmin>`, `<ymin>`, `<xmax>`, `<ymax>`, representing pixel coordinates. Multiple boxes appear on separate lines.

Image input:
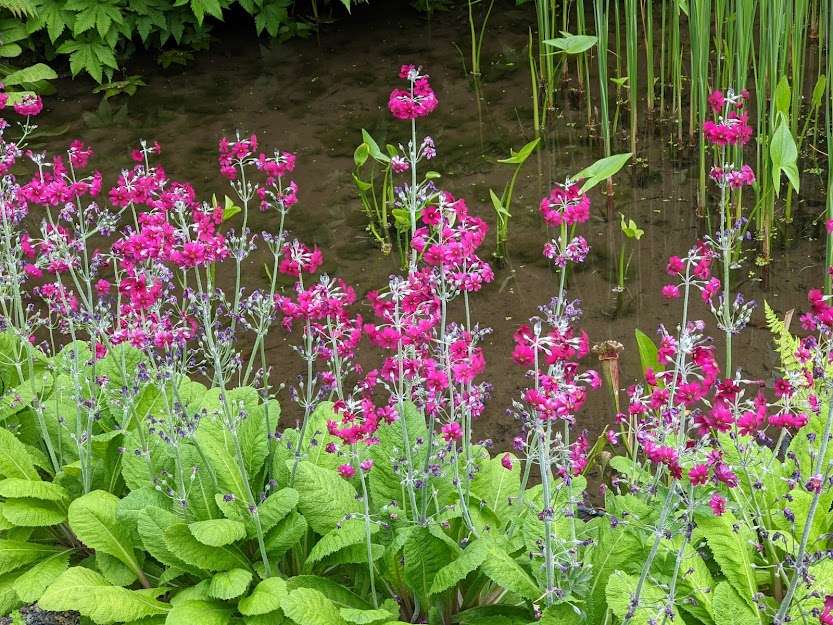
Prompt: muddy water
<box><xmin>38</xmin><ymin>2</ymin><xmax>827</xmax><ymax>446</ymax></box>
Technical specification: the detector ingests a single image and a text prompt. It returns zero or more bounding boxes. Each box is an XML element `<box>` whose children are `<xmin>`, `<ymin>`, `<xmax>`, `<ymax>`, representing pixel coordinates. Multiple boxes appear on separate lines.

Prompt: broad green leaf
<box><xmin>249</xmin><ymin>487</ymin><xmax>298</xmax><ymax>536</ymax></box>
<box><xmin>774</xmin><ymin>76</ymin><xmax>791</xmax><ymax>117</ymax></box>
<box><xmin>97</xmin><ymin>551</ymin><xmax>137</xmax><ymax>586</ymax></box>
<box><xmin>12</xmin><ymin>550</ymin><xmax>69</xmax><ymax>603</ymax></box>
<box><xmin>0</xmin><ymin>428</ymin><xmax>39</xmax><ymax>480</ymax></box>
<box><xmin>137</xmin><ymin>507</ymin><xmax>199</xmax><ymax>574</ymax></box>
<box><xmin>209</xmin><ymin>568</ymin><xmax>252</xmax><ymax>600</ymax></box>
<box><xmin>404</xmin><ymin>527</ymin><xmax>453</xmax><ymax>603</ymax></box>
<box><xmin>574</xmin><ymin>153</ymin><xmax>632</xmax><ymax>193</ymax></box>
<box><xmin>713</xmin><ymin>581</ymin><xmax>759</xmax><ymax>625</ymax></box>
<box><xmin>489</xmin><ymin>189</ymin><xmax>510</xmax><ymax>218</ymax></box>
<box><xmin>166</xmin><ymin>599</ymin><xmax>231</xmax><ymax>625</ymax></box>
<box><xmin>585</xmin><ymin>524</ymin><xmax>643</xmax><ymax>625</ymax></box>
<box><xmin>163</xmin><ymin>523</ymin><xmax>248</xmax><ymax>571</ymax></box>
<box><xmin>430</xmin><ymin>538</ymin><xmax>489</xmax><ymax>595</ymax></box>
<box><xmin>116</xmin><ymin>487</ymin><xmax>168</xmax><ymax>544</ymax></box>
<box><xmin>360</xmin><ymin>129</ymin><xmax>389</xmax><ymax>163</ymax></box>
<box><xmin>264</xmin><ymin>511</ymin><xmax>307</xmax><ymax>559</ymax></box>
<box><xmin>0</xmin><ymin>478</ymin><xmax>67</xmax><ymax>502</ymax></box>
<box><xmin>811</xmin><ymin>75</ymin><xmax>828</xmax><ymax>108</ymax></box>
<box><xmin>543</xmin><ymin>33</ymin><xmax>598</xmax><ymax>54</ymax></box>
<box><xmin>291</xmin><ymin>461</ymin><xmax>361</xmax><ymax>534</ymax></box>
<box><xmin>189</xmin><ymin>519</ymin><xmax>247</xmax><ymax>547</ymax></box>
<box><xmin>307</xmin><ymin>519</ymin><xmax>378</xmax><ymax>565</ymax></box>
<box><xmin>605</xmin><ymin>570</ymin><xmax>680</xmax><ymax>622</ymax></box>
<box><xmin>770</xmin><ymin>114</ymin><xmax>800</xmax><ymax>196</ymax></box>
<box><xmin>339</xmin><ymin>605</ymin><xmax>398</xmax><ymax>624</ymax></box>
<box><xmin>242</xmin><ymin>614</ymin><xmax>287</xmax><ymax>625</ymax></box>
<box><xmin>0</xmin><ymin>540</ymin><xmax>59</xmax><ymax>575</ymax></box>
<box><xmin>471</xmin><ymin>453</ymin><xmax>520</xmax><ymax>522</ymax></box>
<box><xmin>238</xmin><ymin>577</ymin><xmax>287</xmax><ymax>616</ymax></box>
<box><xmin>38</xmin><ymin>567</ymin><xmax>168</xmax><ymax>624</ymax></box>
<box><xmin>1</xmin><ymin>499</ymin><xmax>65</xmax><ymax>527</ymax></box>
<box><xmin>282</xmin><ymin>587</ymin><xmax>348</xmax><ymax>625</ymax></box>
<box><xmin>68</xmin><ymin>490</ymin><xmax>142</xmax><ymax>578</ymax></box>
<box><xmin>634</xmin><ymin>329</ymin><xmax>660</xmax><ymax>376</ymax></box>
<box><xmin>696</xmin><ymin>513</ymin><xmax>759</xmax><ymax>611</ymax></box>
<box><xmin>286</xmin><ymin>575</ymin><xmax>370</xmax><ymax>609</ymax></box>
<box><xmin>195</xmin><ymin>417</ymin><xmax>248</xmax><ymax>501</ymax></box>
<box><xmin>497</xmin><ymin>137</ymin><xmax>540</xmax><ymax>165</ymax></box>
<box><xmin>3</xmin><ymin>63</ymin><xmax>57</xmax><ymax>86</ymax></box>
<box><xmin>479</xmin><ymin>539</ymin><xmax>539</xmax><ymax>600</ymax></box>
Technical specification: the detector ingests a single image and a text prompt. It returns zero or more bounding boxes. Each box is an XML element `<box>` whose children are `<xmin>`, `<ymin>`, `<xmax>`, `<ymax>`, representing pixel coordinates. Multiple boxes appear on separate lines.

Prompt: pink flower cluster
<box><xmin>538</xmin><ymin>182</ymin><xmax>591</xmax><ymax>227</ymax></box>
<box><xmin>388</xmin><ymin>65</ymin><xmax>439</xmax><ymax>121</ymax></box>
<box><xmin>709</xmin><ymin>164</ymin><xmax>756</xmax><ymax>189</ymax></box>
<box><xmin>703</xmin><ymin>89</ymin><xmax>753</xmax><ymax>146</ymax></box>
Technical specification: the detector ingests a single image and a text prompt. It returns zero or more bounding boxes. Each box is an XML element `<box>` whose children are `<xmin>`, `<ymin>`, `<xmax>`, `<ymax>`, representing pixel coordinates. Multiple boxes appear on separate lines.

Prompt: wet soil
<box><xmin>35</xmin><ymin>1</ymin><xmax>827</xmax><ymax>447</ymax></box>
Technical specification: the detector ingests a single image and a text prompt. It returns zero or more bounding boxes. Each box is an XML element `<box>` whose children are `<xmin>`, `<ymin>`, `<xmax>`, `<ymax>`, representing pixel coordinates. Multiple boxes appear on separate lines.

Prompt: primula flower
<box><xmin>441</xmin><ymin>422</ymin><xmax>462</xmax><ymax>442</ymax></box>
<box><xmin>688</xmin><ymin>464</ymin><xmax>709</xmax><ymax>485</ymax></box>
<box><xmin>501</xmin><ymin>453</ymin><xmax>513</xmax><ymax>470</ymax></box>
<box><xmin>538</xmin><ymin>182</ymin><xmax>590</xmax><ymax>227</ymax></box>
<box><xmin>337</xmin><ymin>464</ymin><xmax>355</xmax><ymax>479</ymax></box>
<box><xmin>709</xmin><ymin>493</ymin><xmax>726</xmax><ymax>516</ymax></box>
<box><xmin>279</xmin><ymin>240</ymin><xmax>324</xmax><ymax>276</ymax></box>
<box><xmin>662</xmin><ymin>284</ymin><xmax>681</xmax><ymax>299</ymax></box>
<box><xmin>13</xmin><ymin>94</ymin><xmax>43</xmax><ymax>117</ymax></box>
<box><xmin>388</xmin><ymin>66</ymin><xmax>439</xmax><ymax>121</ymax></box>
<box><xmin>821</xmin><ymin>596</ymin><xmax>833</xmax><ymax>625</ymax></box>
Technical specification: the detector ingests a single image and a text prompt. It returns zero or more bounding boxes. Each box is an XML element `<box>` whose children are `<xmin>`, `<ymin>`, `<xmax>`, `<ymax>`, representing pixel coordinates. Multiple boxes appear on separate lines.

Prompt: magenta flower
<box><xmin>709</xmin><ymin>493</ymin><xmax>726</xmax><ymax>516</ymax></box>
<box><xmin>13</xmin><ymin>94</ymin><xmax>42</xmax><ymax>117</ymax></box>
<box><xmin>500</xmin><ymin>453</ymin><xmax>513</xmax><ymax>470</ymax></box>
<box><xmin>337</xmin><ymin>464</ymin><xmax>355</xmax><ymax>479</ymax></box>
<box><xmin>661</xmin><ymin>284</ymin><xmax>681</xmax><ymax>300</ymax></box>
<box><xmin>441</xmin><ymin>422</ymin><xmax>462</xmax><ymax>442</ymax></box>
<box><xmin>538</xmin><ymin>183</ymin><xmax>590</xmax><ymax>227</ymax></box>
<box><xmin>388</xmin><ymin>66</ymin><xmax>438</xmax><ymax>121</ymax></box>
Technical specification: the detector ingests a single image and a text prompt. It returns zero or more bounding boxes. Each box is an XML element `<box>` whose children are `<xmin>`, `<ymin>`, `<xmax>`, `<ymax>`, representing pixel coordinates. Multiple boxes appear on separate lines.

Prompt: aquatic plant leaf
<box><xmin>770</xmin><ymin>114</ymin><xmax>800</xmax><ymax>196</ymax></box>
<box><xmin>543</xmin><ymin>33</ymin><xmax>598</xmax><ymax>54</ymax></box>
<box><xmin>634</xmin><ymin>329</ymin><xmax>660</xmax><ymax>377</ymax></box>
<box><xmin>574</xmin><ymin>153</ymin><xmax>632</xmax><ymax>193</ymax></box>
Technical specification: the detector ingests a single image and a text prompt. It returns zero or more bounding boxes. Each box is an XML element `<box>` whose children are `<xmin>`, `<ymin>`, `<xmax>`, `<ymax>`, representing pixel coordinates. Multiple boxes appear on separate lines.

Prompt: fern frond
<box><xmin>0</xmin><ymin>0</ymin><xmax>36</xmax><ymax>18</ymax></box>
<box><xmin>764</xmin><ymin>301</ymin><xmax>801</xmax><ymax>375</ymax></box>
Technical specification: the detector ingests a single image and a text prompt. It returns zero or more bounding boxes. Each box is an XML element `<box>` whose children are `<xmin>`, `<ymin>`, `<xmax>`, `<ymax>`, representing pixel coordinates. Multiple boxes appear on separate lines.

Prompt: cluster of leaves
<box><xmin>0</xmin><ymin>331</ymin><xmax>561</xmax><ymax>625</ymax></box>
<box><xmin>4</xmin><ymin>0</ymin><xmax>356</xmax><ymax>84</ymax></box>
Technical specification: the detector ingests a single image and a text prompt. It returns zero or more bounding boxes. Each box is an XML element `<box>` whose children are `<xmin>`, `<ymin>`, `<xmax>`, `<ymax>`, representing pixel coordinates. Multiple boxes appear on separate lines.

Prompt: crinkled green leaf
<box><xmin>282</xmin><ymin>587</ymin><xmax>348</xmax><ymax>625</ymax></box>
<box><xmin>339</xmin><ymin>605</ymin><xmax>398</xmax><ymax>624</ymax></box>
<box><xmin>137</xmin><ymin>507</ymin><xmax>199</xmax><ymax>574</ymax></box>
<box><xmin>471</xmin><ymin>453</ymin><xmax>520</xmax><ymax>523</ymax></box>
<box><xmin>164</xmin><ymin>522</ymin><xmax>248</xmax><ymax>571</ymax></box>
<box><xmin>286</xmin><ymin>575</ymin><xmax>370</xmax><ymax>609</ymax></box>
<box><xmin>238</xmin><ymin>577</ymin><xmax>287</xmax><ymax>616</ymax></box>
<box><xmin>38</xmin><ymin>567</ymin><xmax>168</xmax><ymax>624</ymax></box>
<box><xmin>713</xmin><ymin>581</ymin><xmax>759</xmax><ymax>625</ymax></box>
<box><xmin>291</xmin><ymin>461</ymin><xmax>361</xmax><ymax>534</ymax></box>
<box><xmin>11</xmin><ymin>550</ymin><xmax>69</xmax><ymax>602</ymax></box>
<box><xmin>264</xmin><ymin>511</ymin><xmax>307</xmax><ymax>559</ymax></box>
<box><xmin>0</xmin><ymin>540</ymin><xmax>59</xmax><ymax>575</ymax></box>
<box><xmin>189</xmin><ymin>518</ymin><xmax>247</xmax><ymax>547</ymax></box>
<box><xmin>404</xmin><ymin>527</ymin><xmax>453</xmax><ymax>603</ymax></box>
<box><xmin>0</xmin><ymin>478</ymin><xmax>67</xmax><ymax>502</ymax></box>
<box><xmin>0</xmin><ymin>428</ymin><xmax>39</xmax><ymax>480</ymax></box>
<box><xmin>166</xmin><ymin>599</ymin><xmax>231</xmax><ymax>625</ymax></box>
<box><xmin>307</xmin><ymin>519</ymin><xmax>378</xmax><ymax>565</ymax></box>
<box><xmin>430</xmin><ymin>537</ymin><xmax>489</xmax><ymax>595</ymax></box>
<box><xmin>605</xmin><ymin>570</ymin><xmax>680</xmax><ymax>622</ymax></box>
<box><xmin>1</xmin><ymin>498</ymin><xmax>65</xmax><ymax>527</ymax></box>
<box><xmin>68</xmin><ymin>490</ymin><xmax>142</xmax><ymax>578</ymax></box>
<box><xmin>253</xmin><ymin>487</ymin><xmax>298</xmax><ymax>535</ymax></box>
<box><xmin>209</xmin><ymin>568</ymin><xmax>252</xmax><ymax>600</ymax></box>
<box><xmin>479</xmin><ymin>539</ymin><xmax>539</xmax><ymax>600</ymax></box>
<box><xmin>696</xmin><ymin>512</ymin><xmax>759</xmax><ymax>610</ymax></box>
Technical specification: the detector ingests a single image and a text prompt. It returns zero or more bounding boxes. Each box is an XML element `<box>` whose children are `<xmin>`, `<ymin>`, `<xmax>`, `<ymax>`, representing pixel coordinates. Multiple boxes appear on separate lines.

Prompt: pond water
<box><xmin>37</xmin><ymin>1</ymin><xmax>827</xmax><ymax>446</ymax></box>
